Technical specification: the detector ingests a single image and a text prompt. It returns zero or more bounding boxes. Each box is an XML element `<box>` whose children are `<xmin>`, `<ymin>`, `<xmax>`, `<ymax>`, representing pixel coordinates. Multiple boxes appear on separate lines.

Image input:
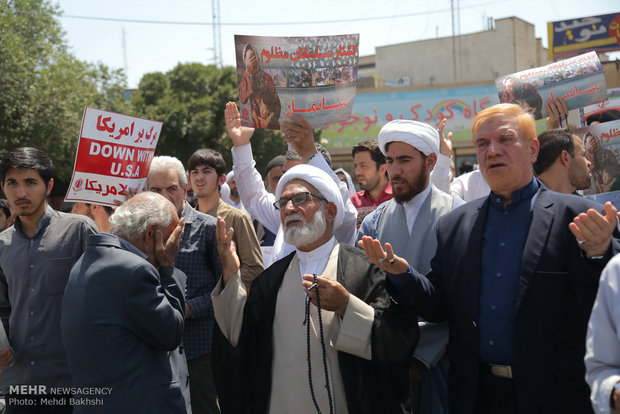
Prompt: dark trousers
<box><xmin>473</xmin><ymin>365</ymin><xmax>518</xmax><ymax>414</ymax></box>
<box><xmin>188</xmin><ymin>352</ymin><xmax>220</xmax><ymax>414</ymax></box>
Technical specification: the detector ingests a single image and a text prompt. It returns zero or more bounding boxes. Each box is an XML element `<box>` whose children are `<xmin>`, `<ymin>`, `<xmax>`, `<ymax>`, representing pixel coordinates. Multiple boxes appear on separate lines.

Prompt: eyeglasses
<box><xmin>273</xmin><ymin>192</ymin><xmax>326</xmax><ymax>211</ymax></box>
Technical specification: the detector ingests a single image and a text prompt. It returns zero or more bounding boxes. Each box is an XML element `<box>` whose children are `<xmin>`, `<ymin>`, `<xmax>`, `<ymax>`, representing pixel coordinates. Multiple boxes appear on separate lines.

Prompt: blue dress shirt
<box><xmin>177</xmin><ymin>202</ymin><xmax>222</xmax><ymax>360</ymax></box>
<box><xmin>479</xmin><ymin>178</ymin><xmax>539</xmax><ymax>364</ymax></box>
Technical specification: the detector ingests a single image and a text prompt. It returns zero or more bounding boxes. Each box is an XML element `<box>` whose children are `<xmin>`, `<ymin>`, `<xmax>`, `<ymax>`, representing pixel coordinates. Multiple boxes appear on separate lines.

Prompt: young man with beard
<box><xmin>0</xmin><ymin>147</ymin><xmax>98</xmax><ymax>413</ymax></box>
<box><xmin>350</xmin><ymin>140</ymin><xmax>392</xmax><ymax>209</ymax></box>
<box><xmin>534</xmin><ymin>128</ymin><xmax>593</xmax><ymax>195</ymax></box>
<box><xmin>211</xmin><ymin>164</ymin><xmax>418</xmax><ymax>413</ymax></box>
<box><xmin>361</xmin><ymin>104</ymin><xmax>620</xmax><ymax>414</ymax></box>
<box><xmin>187</xmin><ymin>148</ymin><xmax>264</xmax><ymax>289</ymax></box>
<box><xmin>357</xmin><ymin>120</ymin><xmax>464</xmax><ymax>414</ymax></box>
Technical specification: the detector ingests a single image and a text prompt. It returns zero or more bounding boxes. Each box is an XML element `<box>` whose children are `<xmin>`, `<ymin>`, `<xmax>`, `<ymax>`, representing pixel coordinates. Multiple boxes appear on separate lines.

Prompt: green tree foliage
<box><xmin>0</xmin><ymin>0</ymin><xmax>129</xmax><ymax>180</ymax></box>
<box><xmin>130</xmin><ymin>63</ymin><xmax>288</xmax><ymax>174</ymax></box>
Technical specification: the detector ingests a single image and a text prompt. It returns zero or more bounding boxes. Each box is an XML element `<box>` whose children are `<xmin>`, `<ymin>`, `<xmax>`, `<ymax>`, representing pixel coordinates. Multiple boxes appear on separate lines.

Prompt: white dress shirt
<box><xmin>450</xmin><ymin>169</ymin><xmax>490</xmax><ymax>202</ymax></box>
<box><xmin>402</xmin><ymin>184</ymin><xmax>432</xmax><ymax>235</ymax></box>
<box><xmin>585</xmin><ymin>254</ymin><xmax>620</xmax><ymax>414</ymax></box>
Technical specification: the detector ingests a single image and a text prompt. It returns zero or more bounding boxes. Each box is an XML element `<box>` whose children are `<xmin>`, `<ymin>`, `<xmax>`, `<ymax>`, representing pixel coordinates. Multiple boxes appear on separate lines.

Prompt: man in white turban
<box><xmin>224</xmin><ymin>170</ymin><xmax>243</xmax><ymax>210</ymax></box>
<box><xmin>359</xmin><ymin>119</ymin><xmax>465</xmax><ymax>414</ymax></box>
<box><xmin>211</xmin><ymin>164</ymin><xmax>418</xmax><ymax>414</ymax></box>
<box><xmin>224</xmin><ymin>101</ymin><xmax>358</xmax><ymax>267</ymax></box>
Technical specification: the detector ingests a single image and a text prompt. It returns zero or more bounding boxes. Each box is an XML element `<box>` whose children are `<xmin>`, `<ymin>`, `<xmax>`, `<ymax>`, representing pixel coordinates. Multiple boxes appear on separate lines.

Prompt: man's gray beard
<box><xmin>283</xmin><ymin>205</ymin><xmax>327</xmax><ymax>248</ymax></box>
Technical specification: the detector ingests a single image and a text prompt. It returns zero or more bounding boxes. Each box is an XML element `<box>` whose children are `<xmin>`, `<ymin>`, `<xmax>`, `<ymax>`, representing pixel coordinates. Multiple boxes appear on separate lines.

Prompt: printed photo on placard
<box><xmin>234</xmin><ymin>34</ymin><xmax>359</xmax><ymax>130</ymax></box>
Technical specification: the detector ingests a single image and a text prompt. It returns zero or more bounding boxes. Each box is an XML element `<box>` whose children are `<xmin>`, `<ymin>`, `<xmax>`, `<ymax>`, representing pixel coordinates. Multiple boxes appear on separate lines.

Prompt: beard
<box><xmin>359</xmin><ymin>173</ymin><xmax>380</xmax><ymax>192</ymax></box>
<box><xmin>568</xmin><ymin>164</ymin><xmax>592</xmax><ymax>191</ymax></box>
<box><xmin>570</xmin><ymin>171</ymin><xmax>592</xmax><ymax>191</ymax></box>
<box><xmin>283</xmin><ymin>205</ymin><xmax>327</xmax><ymax>248</ymax></box>
<box><xmin>391</xmin><ymin>167</ymin><xmax>429</xmax><ymax>204</ymax></box>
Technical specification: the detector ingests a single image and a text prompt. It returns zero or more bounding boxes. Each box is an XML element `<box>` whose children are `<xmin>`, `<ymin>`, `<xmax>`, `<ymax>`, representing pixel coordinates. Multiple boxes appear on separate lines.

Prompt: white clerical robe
<box><xmin>212</xmin><ymin>239</ymin><xmax>375</xmax><ymax>413</ymax></box>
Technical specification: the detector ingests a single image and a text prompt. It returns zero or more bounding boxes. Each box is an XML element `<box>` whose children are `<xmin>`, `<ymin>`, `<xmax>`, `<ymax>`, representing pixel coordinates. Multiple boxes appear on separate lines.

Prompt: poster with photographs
<box><xmin>234</xmin><ymin>34</ymin><xmax>358</xmax><ymax>130</ymax></box>
<box><xmin>495</xmin><ymin>51</ymin><xmax>607</xmax><ymax>120</ymax></box>
<box><xmin>575</xmin><ymin>119</ymin><xmax>620</xmax><ymax>206</ymax></box>
<box><xmin>580</xmin><ymin>87</ymin><xmax>620</xmax><ymax>126</ymax></box>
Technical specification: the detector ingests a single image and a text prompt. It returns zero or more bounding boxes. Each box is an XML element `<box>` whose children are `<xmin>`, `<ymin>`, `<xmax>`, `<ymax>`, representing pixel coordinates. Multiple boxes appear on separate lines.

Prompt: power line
<box><xmin>60</xmin><ymin>1</ymin><xmax>503</xmax><ymax>26</ymax></box>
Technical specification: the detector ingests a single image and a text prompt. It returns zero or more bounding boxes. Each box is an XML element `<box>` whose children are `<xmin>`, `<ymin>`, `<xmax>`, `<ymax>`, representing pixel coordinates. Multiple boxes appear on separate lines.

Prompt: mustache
<box><xmin>284</xmin><ymin>213</ymin><xmax>305</xmax><ymax>225</ymax></box>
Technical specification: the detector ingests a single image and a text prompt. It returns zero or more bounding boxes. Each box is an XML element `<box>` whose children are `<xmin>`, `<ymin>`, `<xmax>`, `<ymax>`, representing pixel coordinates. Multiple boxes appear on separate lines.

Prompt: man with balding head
<box><xmin>362</xmin><ymin>104</ymin><xmax>620</xmax><ymax>414</ymax></box>
<box><xmin>212</xmin><ymin>164</ymin><xmax>418</xmax><ymax>413</ymax></box>
<box><xmin>358</xmin><ymin>119</ymin><xmax>464</xmax><ymax>414</ymax></box>
<box><xmin>148</xmin><ymin>155</ymin><xmax>223</xmax><ymax>414</ymax></box>
<box><xmin>61</xmin><ymin>192</ymin><xmax>187</xmax><ymax>413</ymax></box>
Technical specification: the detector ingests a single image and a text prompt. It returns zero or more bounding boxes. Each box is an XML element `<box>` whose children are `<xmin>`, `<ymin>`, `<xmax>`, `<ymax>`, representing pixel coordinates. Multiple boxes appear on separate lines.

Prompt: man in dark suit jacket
<box><xmin>61</xmin><ymin>192</ymin><xmax>187</xmax><ymax>414</ymax></box>
<box><xmin>360</xmin><ymin>104</ymin><xmax>620</xmax><ymax>414</ymax></box>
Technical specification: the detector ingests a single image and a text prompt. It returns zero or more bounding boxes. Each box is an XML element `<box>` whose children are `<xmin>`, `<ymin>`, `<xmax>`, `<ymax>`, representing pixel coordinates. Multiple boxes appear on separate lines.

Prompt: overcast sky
<box><xmin>55</xmin><ymin>0</ymin><xmax>620</xmax><ymax>88</ymax></box>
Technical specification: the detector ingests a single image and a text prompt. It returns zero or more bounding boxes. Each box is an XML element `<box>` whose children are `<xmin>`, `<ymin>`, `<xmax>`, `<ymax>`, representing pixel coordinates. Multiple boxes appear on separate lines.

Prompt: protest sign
<box><xmin>495</xmin><ymin>51</ymin><xmax>607</xmax><ymax>120</ymax></box>
<box><xmin>580</xmin><ymin>87</ymin><xmax>620</xmax><ymax>126</ymax></box>
<box><xmin>574</xmin><ymin>119</ymin><xmax>620</xmax><ymax>206</ymax></box>
<box><xmin>320</xmin><ymin>84</ymin><xmax>500</xmax><ymax>147</ymax></box>
<box><xmin>234</xmin><ymin>34</ymin><xmax>358</xmax><ymax>130</ymax></box>
<box><xmin>65</xmin><ymin>107</ymin><xmax>162</xmax><ymax>207</ymax></box>
<box><xmin>548</xmin><ymin>13</ymin><xmax>620</xmax><ymax>59</ymax></box>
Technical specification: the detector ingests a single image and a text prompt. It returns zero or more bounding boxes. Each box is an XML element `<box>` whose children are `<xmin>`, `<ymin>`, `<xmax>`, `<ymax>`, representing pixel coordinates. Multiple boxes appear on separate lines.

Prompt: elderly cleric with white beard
<box><xmin>211</xmin><ymin>164</ymin><xmax>418</xmax><ymax>414</ymax></box>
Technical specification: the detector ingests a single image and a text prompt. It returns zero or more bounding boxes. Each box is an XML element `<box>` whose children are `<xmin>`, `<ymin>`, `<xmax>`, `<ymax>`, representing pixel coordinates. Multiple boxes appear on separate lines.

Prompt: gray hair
<box><xmin>148</xmin><ymin>156</ymin><xmax>187</xmax><ymax>189</ymax></box>
<box><xmin>284</xmin><ymin>143</ymin><xmax>332</xmax><ymax>167</ymax></box>
<box><xmin>110</xmin><ymin>192</ymin><xmax>175</xmax><ymax>242</ymax></box>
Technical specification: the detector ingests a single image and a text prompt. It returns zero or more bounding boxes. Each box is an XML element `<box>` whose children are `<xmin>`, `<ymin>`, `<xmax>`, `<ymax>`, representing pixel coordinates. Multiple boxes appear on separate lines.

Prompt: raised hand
<box><xmin>545</xmin><ymin>97</ymin><xmax>569</xmax><ymax>130</ymax></box>
<box><xmin>437</xmin><ymin>118</ymin><xmax>453</xmax><ymax>157</ymax></box>
<box><xmin>569</xmin><ymin>201</ymin><xmax>618</xmax><ymax>257</ymax></box>
<box><xmin>358</xmin><ymin>235</ymin><xmax>409</xmax><ymax>274</ymax></box>
<box><xmin>225</xmin><ymin>101</ymin><xmax>255</xmax><ymax>147</ymax></box>
<box><xmin>281</xmin><ymin>114</ymin><xmax>316</xmax><ymax>162</ymax></box>
<box><xmin>216</xmin><ymin>217</ymin><xmax>240</xmax><ymax>285</ymax></box>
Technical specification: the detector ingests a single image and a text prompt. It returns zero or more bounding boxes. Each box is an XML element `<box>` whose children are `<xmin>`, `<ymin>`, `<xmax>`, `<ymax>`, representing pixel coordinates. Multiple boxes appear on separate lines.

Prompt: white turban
<box><xmin>220</xmin><ymin>181</ymin><xmax>231</xmax><ymax>203</ymax></box>
<box><xmin>226</xmin><ymin>171</ymin><xmax>234</xmax><ymax>182</ymax></box>
<box><xmin>377</xmin><ymin>119</ymin><xmax>439</xmax><ymax>156</ymax></box>
<box><xmin>275</xmin><ymin>164</ymin><xmax>344</xmax><ymax>231</ymax></box>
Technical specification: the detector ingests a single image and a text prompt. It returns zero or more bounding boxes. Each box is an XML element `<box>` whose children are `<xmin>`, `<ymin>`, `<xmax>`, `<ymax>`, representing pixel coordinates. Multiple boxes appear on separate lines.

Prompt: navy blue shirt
<box><xmin>177</xmin><ymin>202</ymin><xmax>222</xmax><ymax>360</ymax></box>
<box><xmin>479</xmin><ymin>178</ymin><xmax>539</xmax><ymax>364</ymax></box>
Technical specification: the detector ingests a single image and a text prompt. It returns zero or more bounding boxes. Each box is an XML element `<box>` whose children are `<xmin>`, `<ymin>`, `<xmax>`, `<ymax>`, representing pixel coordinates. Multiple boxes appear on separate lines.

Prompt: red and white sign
<box><xmin>65</xmin><ymin>107</ymin><xmax>163</xmax><ymax>206</ymax></box>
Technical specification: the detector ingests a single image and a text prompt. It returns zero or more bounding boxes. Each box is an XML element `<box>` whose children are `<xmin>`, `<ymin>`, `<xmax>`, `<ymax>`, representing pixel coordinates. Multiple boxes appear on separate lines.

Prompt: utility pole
<box><xmin>122</xmin><ymin>28</ymin><xmax>129</xmax><ymax>83</ymax></box>
<box><xmin>212</xmin><ymin>0</ymin><xmax>223</xmax><ymax>67</ymax></box>
<box><xmin>451</xmin><ymin>0</ymin><xmax>457</xmax><ymax>83</ymax></box>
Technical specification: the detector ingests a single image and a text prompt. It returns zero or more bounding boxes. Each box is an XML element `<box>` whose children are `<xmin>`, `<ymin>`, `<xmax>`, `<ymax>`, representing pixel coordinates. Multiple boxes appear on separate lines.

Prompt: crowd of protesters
<box><xmin>1</xmin><ymin>99</ymin><xmax>620</xmax><ymax>414</ymax></box>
